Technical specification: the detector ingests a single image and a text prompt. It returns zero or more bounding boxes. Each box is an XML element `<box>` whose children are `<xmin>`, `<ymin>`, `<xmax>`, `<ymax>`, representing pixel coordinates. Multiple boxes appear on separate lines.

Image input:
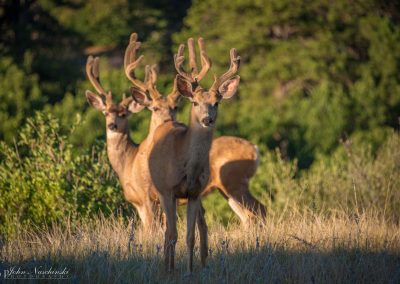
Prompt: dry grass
<box><xmin>1</xmin><ymin>212</ymin><xmax>399</xmax><ymax>283</ymax></box>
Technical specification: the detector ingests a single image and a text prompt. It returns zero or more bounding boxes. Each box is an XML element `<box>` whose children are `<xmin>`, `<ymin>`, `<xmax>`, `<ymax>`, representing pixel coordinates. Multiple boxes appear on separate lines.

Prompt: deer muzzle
<box><xmin>108</xmin><ymin>123</ymin><xmax>117</xmax><ymax>131</ymax></box>
<box><xmin>201</xmin><ymin>117</ymin><xmax>213</xmax><ymax>127</ymax></box>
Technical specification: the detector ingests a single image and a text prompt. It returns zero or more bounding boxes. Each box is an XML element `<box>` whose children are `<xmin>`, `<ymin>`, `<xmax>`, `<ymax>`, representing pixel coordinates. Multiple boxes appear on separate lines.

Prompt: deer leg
<box><xmin>233</xmin><ymin>190</ymin><xmax>267</xmax><ymax>224</ymax></box>
<box><xmin>227</xmin><ymin>197</ymin><xmax>252</xmax><ymax>225</ymax></box>
<box><xmin>136</xmin><ymin>202</ymin><xmax>155</xmax><ymax>231</ymax></box>
<box><xmin>197</xmin><ymin>202</ymin><xmax>208</xmax><ymax>267</ymax></box>
<box><xmin>237</xmin><ymin>191</ymin><xmax>267</xmax><ymax>220</ymax></box>
<box><xmin>223</xmin><ymin>184</ymin><xmax>267</xmax><ymax>225</ymax></box>
<box><xmin>153</xmin><ymin>202</ymin><xmax>166</xmax><ymax>230</ymax></box>
<box><xmin>186</xmin><ymin>198</ymin><xmax>200</xmax><ymax>273</ymax></box>
<box><xmin>159</xmin><ymin>194</ymin><xmax>177</xmax><ymax>272</ymax></box>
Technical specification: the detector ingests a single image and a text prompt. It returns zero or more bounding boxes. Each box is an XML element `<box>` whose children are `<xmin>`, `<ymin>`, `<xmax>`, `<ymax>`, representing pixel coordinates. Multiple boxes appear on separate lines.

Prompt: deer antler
<box><xmin>86</xmin><ymin>55</ymin><xmax>113</xmax><ymax>105</ymax></box>
<box><xmin>196</xmin><ymin>38</ymin><xmax>212</xmax><ymax>81</ymax></box>
<box><xmin>124</xmin><ymin>33</ymin><xmax>161</xmax><ymax>100</ymax></box>
<box><xmin>167</xmin><ymin>76</ymin><xmax>181</xmax><ymax>103</ymax></box>
<box><xmin>210</xmin><ymin>48</ymin><xmax>240</xmax><ymax>92</ymax></box>
<box><xmin>174</xmin><ymin>37</ymin><xmax>212</xmax><ymax>85</ymax></box>
<box><xmin>119</xmin><ymin>93</ymin><xmax>134</xmax><ymax>108</ymax></box>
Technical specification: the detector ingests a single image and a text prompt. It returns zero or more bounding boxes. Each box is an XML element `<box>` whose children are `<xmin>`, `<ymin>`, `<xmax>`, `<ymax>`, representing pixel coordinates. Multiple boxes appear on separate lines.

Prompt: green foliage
<box><xmin>0</xmin><ymin>54</ymin><xmax>45</xmax><ymax>142</ymax></box>
<box><xmin>0</xmin><ymin>113</ymin><xmax>132</xmax><ymax>236</ymax></box>
<box><xmin>175</xmin><ymin>0</ymin><xmax>400</xmax><ymax>166</ymax></box>
<box><xmin>250</xmin><ymin>129</ymin><xmax>400</xmax><ymax>220</ymax></box>
<box><xmin>39</xmin><ymin>0</ymin><xmax>166</xmax><ymax>47</ymax></box>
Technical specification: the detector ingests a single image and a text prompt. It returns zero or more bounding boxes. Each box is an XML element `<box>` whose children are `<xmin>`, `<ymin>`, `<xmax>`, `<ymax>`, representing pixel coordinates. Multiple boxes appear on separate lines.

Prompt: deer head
<box><xmin>85</xmin><ymin>56</ymin><xmax>144</xmax><ymax>134</ymax></box>
<box><xmin>174</xmin><ymin>38</ymin><xmax>241</xmax><ymax>128</ymax></box>
<box><xmin>124</xmin><ymin>33</ymin><xmax>181</xmax><ymax>126</ymax></box>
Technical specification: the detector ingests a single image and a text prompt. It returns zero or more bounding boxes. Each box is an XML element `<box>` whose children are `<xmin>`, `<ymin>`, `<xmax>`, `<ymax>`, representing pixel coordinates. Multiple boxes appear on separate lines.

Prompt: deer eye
<box><xmin>119</xmin><ymin>113</ymin><xmax>126</xmax><ymax>118</ymax></box>
<box><xmin>153</xmin><ymin>107</ymin><xmax>160</xmax><ymax>112</ymax></box>
<box><xmin>193</xmin><ymin>102</ymin><xmax>199</xmax><ymax>107</ymax></box>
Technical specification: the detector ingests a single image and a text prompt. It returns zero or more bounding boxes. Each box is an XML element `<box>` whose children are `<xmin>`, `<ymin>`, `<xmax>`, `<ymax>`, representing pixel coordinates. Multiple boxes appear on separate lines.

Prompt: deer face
<box><xmin>103</xmin><ymin>105</ymin><xmax>129</xmax><ymax>132</ymax></box>
<box><xmin>176</xmin><ymin>75</ymin><xmax>240</xmax><ymax>128</ymax></box>
<box><xmin>85</xmin><ymin>90</ymin><xmax>144</xmax><ymax>133</ymax></box>
<box><xmin>188</xmin><ymin>88</ymin><xmax>219</xmax><ymax>128</ymax></box>
<box><xmin>130</xmin><ymin>88</ymin><xmax>181</xmax><ymax>126</ymax></box>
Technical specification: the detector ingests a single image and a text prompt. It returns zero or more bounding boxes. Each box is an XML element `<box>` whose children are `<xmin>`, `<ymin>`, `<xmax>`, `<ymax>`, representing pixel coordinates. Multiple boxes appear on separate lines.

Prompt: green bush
<box><xmin>250</xmin><ymin>128</ymin><xmax>400</xmax><ymax>219</ymax></box>
<box><xmin>0</xmin><ymin>54</ymin><xmax>45</xmax><ymax>142</ymax></box>
<box><xmin>0</xmin><ymin>112</ymin><xmax>133</xmax><ymax>236</ymax></box>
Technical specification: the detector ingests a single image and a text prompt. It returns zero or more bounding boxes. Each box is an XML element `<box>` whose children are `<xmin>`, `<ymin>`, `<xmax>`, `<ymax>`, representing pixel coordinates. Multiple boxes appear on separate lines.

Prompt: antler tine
<box><xmin>144</xmin><ymin>65</ymin><xmax>150</xmax><ymax>84</ymax></box>
<box><xmin>149</xmin><ymin>64</ymin><xmax>158</xmax><ymax>85</ymax></box>
<box><xmin>145</xmin><ymin>64</ymin><xmax>161</xmax><ymax>100</ymax></box>
<box><xmin>196</xmin><ymin>37</ymin><xmax>212</xmax><ymax>81</ymax></box>
<box><xmin>210</xmin><ymin>48</ymin><xmax>240</xmax><ymax>91</ymax></box>
<box><xmin>174</xmin><ymin>44</ymin><xmax>193</xmax><ymax>82</ymax></box>
<box><xmin>124</xmin><ymin>33</ymin><xmax>146</xmax><ymax>92</ymax></box>
<box><xmin>86</xmin><ymin>56</ymin><xmax>112</xmax><ymax>104</ymax></box>
<box><xmin>167</xmin><ymin>76</ymin><xmax>180</xmax><ymax>101</ymax></box>
<box><xmin>187</xmin><ymin>38</ymin><xmax>198</xmax><ymax>77</ymax></box>
<box><xmin>174</xmin><ymin>38</ymin><xmax>211</xmax><ymax>84</ymax></box>
<box><xmin>86</xmin><ymin>56</ymin><xmax>113</xmax><ymax>104</ymax></box>
<box><xmin>86</xmin><ymin>56</ymin><xmax>107</xmax><ymax>95</ymax></box>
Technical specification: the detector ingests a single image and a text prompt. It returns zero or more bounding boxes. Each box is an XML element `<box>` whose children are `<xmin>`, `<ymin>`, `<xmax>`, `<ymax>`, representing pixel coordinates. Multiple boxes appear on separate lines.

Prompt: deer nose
<box><xmin>107</xmin><ymin>123</ymin><xmax>117</xmax><ymax>130</ymax></box>
<box><xmin>201</xmin><ymin>117</ymin><xmax>213</xmax><ymax>126</ymax></box>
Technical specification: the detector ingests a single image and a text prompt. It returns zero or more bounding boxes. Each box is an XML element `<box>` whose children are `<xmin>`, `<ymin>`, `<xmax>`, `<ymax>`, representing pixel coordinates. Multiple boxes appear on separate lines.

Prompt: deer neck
<box><xmin>106</xmin><ymin>126</ymin><xmax>137</xmax><ymax>176</ymax></box>
<box><xmin>186</xmin><ymin>108</ymin><xmax>214</xmax><ymax>164</ymax></box>
<box><xmin>144</xmin><ymin>114</ymin><xmax>164</xmax><ymax>147</ymax></box>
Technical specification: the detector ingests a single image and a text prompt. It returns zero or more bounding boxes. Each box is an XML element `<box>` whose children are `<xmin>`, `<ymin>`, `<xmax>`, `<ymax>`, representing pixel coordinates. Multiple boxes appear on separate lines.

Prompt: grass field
<box><xmin>1</xmin><ymin>211</ymin><xmax>399</xmax><ymax>283</ymax></box>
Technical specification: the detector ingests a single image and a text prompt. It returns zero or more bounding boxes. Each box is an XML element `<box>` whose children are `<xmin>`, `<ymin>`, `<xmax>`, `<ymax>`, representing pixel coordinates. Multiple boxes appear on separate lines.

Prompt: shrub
<box><xmin>251</xmin><ymin>129</ymin><xmax>400</xmax><ymax>220</ymax></box>
<box><xmin>0</xmin><ymin>112</ymin><xmax>133</xmax><ymax>236</ymax></box>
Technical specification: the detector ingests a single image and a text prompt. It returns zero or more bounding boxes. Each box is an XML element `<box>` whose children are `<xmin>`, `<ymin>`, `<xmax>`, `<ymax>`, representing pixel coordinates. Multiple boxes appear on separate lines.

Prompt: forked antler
<box><xmin>86</xmin><ymin>55</ymin><xmax>113</xmax><ymax>105</ymax></box>
<box><xmin>174</xmin><ymin>37</ymin><xmax>212</xmax><ymax>86</ymax></box>
<box><xmin>209</xmin><ymin>48</ymin><xmax>240</xmax><ymax>92</ymax></box>
<box><xmin>124</xmin><ymin>33</ymin><xmax>161</xmax><ymax>100</ymax></box>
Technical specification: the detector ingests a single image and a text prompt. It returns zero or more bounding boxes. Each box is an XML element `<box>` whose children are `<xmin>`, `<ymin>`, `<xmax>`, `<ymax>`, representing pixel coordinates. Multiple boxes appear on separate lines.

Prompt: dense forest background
<box><xmin>1</xmin><ymin>0</ymin><xmax>399</xmax><ymax>234</ymax></box>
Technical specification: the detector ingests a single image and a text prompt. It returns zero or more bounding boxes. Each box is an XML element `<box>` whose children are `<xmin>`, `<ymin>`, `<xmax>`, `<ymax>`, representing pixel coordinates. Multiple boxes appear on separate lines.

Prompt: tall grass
<box><xmin>1</xmin><ymin>212</ymin><xmax>399</xmax><ymax>283</ymax></box>
<box><xmin>250</xmin><ymin>128</ymin><xmax>400</xmax><ymax>220</ymax></box>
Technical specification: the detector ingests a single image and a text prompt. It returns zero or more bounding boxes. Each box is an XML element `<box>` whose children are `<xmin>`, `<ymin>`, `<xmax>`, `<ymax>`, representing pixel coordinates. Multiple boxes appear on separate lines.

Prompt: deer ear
<box><xmin>86</xmin><ymin>90</ymin><xmax>105</xmax><ymax>111</ymax></box>
<box><xmin>176</xmin><ymin>75</ymin><xmax>193</xmax><ymax>99</ymax></box>
<box><xmin>130</xmin><ymin>87</ymin><xmax>151</xmax><ymax>107</ymax></box>
<box><xmin>218</xmin><ymin>75</ymin><xmax>240</xmax><ymax>99</ymax></box>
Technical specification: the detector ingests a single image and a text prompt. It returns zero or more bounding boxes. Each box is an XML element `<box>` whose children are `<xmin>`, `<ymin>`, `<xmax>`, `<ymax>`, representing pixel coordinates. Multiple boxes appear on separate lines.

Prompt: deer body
<box><xmin>85</xmin><ymin>33</ymin><xmax>183</xmax><ymax>229</ymax></box>
<box><xmin>145</xmin><ymin>37</ymin><xmax>244</xmax><ymax>273</ymax></box>
<box><xmin>148</xmin><ymin>110</ymin><xmax>213</xmax><ymax>273</ymax></box>
<box><xmin>149</xmin><ymin>115</ymin><xmax>213</xmax><ymax>200</ymax></box>
<box><xmin>105</xmin><ymin>123</ymin><xmax>158</xmax><ymax>225</ymax></box>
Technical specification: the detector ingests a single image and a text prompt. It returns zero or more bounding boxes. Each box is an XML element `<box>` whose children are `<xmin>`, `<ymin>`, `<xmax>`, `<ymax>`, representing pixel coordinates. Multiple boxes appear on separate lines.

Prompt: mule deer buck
<box><xmin>122</xmin><ymin>35</ymin><xmax>265</xmax><ymax>228</ymax></box>
<box><xmin>85</xmin><ymin>33</ymin><xmax>181</xmax><ymax>229</ymax></box>
<box><xmin>147</xmin><ymin>37</ymin><xmax>242</xmax><ymax>273</ymax></box>
<box><xmin>174</xmin><ymin>38</ymin><xmax>267</xmax><ymax>224</ymax></box>
<box><xmin>124</xmin><ymin>37</ymin><xmax>266</xmax><ymax>226</ymax></box>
